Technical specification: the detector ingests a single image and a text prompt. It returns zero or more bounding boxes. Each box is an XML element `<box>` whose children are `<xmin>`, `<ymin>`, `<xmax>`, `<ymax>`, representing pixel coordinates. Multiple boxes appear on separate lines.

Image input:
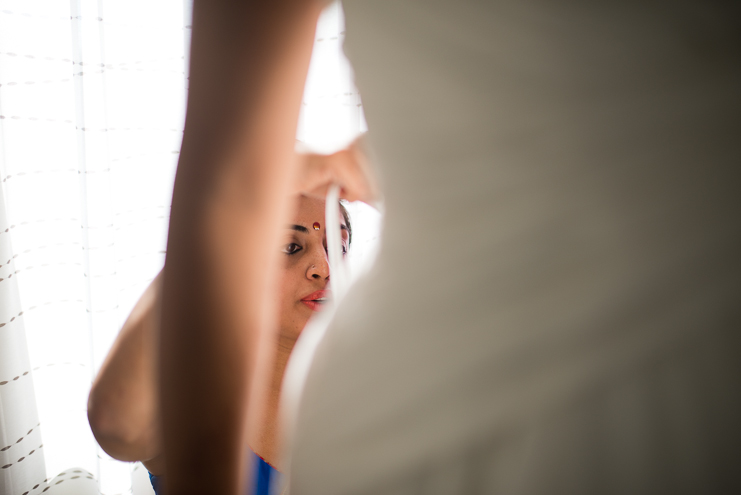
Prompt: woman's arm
<box><xmin>87</xmin><ymin>271</ymin><xmax>165</xmax><ymax>474</ymax></box>
<box><xmin>160</xmin><ymin>1</ymin><xmax>325</xmax><ymax>494</ymax></box>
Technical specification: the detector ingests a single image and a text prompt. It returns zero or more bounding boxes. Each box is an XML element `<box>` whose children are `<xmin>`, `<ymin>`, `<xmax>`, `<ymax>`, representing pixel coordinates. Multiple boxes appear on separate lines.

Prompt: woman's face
<box><xmin>276</xmin><ymin>195</ymin><xmax>349</xmax><ymax>343</ymax></box>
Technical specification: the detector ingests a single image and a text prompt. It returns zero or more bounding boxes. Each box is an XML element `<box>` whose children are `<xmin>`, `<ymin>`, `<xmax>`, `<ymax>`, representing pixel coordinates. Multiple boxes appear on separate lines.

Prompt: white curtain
<box><xmin>0</xmin><ymin>1</ymin><xmax>376</xmax><ymax>494</ymax></box>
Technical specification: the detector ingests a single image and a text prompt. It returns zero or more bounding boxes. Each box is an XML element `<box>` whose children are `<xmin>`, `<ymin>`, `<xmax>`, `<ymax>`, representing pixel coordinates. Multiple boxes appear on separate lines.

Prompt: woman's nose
<box><xmin>306</xmin><ymin>252</ymin><xmax>330</xmax><ymax>281</ymax></box>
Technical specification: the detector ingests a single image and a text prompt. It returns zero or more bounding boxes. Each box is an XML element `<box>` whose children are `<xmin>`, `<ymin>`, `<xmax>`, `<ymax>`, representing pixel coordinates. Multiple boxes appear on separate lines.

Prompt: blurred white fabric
<box><xmin>288</xmin><ymin>1</ymin><xmax>741</xmax><ymax>494</ymax></box>
<box><xmin>0</xmin><ymin>1</ymin><xmax>376</xmax><ymax>494</ymax></box>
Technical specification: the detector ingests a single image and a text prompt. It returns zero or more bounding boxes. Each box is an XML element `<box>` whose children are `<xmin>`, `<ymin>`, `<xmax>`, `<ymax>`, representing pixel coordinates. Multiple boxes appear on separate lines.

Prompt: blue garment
<box><xmin>252</xmin><ymin>451</ymin><xmax>280</xmax><ymax>495</ymax></box>
<box><xmin>149</xmin><ymin>450</ymin><xmax>281</xmax><ymax>495</ymax></box>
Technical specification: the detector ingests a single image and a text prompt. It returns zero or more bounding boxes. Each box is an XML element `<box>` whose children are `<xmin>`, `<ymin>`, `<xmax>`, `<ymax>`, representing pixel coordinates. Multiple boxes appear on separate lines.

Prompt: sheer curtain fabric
<box><xmin>0</xmin><ymin>1</ymin><xmax>374</xmax><ymax>494</ymax></box>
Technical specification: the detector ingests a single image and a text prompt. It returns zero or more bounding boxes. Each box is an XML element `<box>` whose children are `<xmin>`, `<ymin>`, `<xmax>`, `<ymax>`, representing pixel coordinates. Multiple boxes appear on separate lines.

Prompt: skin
<box><xmin>87</xmin><ymin>271</ymin><xmax>165</xmax><ymax>472</ymax></box>
<box><xmin>294</xmin><ymin>136</ymin><xmax>379</xmax><ymax>207</ymax></box>
<box><xmin>250</xmin><ymin>195</ymin><xmax>349</xmax><ymax>467</ymax></box>
<box><xmin>87</xmin><ymin>195</ymin><xmax>349</xmax><ymax>476</ymax></box>
<box><xmin>159</xmin><ymin>1</ymin><xmax>375</xmax><ymax>492</ymax></box>
<box><xmin>160</xmin><ymin>3</ymin><xmax>323</xmax><ymax>492</ymax></box>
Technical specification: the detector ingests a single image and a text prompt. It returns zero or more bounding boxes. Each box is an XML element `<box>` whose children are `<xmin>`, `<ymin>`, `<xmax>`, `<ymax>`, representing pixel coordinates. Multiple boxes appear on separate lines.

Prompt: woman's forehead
<box><xmin>294</xmin><ymin>195</ymin><xmax>325</xmax><ymax>221</ymax></box>
<box><xmin>292</xmin><ymin>196</ymin><xmax>346</xmax><ymax>227</ymax></box>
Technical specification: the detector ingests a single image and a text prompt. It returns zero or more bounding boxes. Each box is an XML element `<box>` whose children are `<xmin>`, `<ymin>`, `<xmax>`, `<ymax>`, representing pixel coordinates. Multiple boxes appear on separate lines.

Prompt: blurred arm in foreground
<box><xmin>160</xmin><ymin>1</ymin><xmax>323</xmax><ymax>493</ymax></box>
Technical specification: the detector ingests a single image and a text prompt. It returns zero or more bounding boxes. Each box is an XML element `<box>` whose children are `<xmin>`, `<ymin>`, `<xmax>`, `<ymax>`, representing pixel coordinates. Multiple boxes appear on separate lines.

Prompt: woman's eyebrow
<box><xmin>288</xmin><ymin>224</ymin><xmax>345</xmax><ymax>233</ymax></box>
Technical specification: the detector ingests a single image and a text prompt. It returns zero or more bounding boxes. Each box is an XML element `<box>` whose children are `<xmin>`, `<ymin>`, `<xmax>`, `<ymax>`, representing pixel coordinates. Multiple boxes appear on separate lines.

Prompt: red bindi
<box><xmin>313</xmin><ymin>222</ymin><xmax>321</xmax><ymax>230</ymax></box>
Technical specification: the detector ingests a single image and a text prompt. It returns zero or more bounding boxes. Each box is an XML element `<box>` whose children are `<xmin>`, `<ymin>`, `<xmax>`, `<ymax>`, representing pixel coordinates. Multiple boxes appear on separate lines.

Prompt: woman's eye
<box><xmin>282</xmin><ymin>243</ymin><xmax>302</xmax><ymax>255</ymax></box>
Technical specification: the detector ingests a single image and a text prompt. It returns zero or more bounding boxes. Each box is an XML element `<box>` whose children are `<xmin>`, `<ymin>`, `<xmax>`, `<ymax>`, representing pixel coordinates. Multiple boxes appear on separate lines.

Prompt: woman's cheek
<box><xmin>278</xmin><ymin>261</ymin><xmax>301</xmax><ymax>307</ymax></box>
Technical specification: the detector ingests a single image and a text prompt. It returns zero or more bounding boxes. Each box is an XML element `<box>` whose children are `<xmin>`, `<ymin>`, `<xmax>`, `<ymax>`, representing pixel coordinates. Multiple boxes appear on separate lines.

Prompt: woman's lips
<box><xmin>301</xmin><ymin>289</ymin><xmax>331</xmax><ymax>312</ymax></box>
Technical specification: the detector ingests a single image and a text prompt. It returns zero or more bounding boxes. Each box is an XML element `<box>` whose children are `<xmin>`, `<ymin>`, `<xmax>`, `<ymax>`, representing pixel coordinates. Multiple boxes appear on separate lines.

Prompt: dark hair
<box><xmin>339</xmin><ymin>201</ymin><xmax>352</xmax><ymax>245</ymax></box>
